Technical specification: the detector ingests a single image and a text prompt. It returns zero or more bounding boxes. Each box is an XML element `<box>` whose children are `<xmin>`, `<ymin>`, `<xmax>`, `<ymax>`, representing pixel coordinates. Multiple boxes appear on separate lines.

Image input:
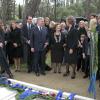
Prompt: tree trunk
<box><xmin>23</xmin><ymin>0</ymin><xmax>41</xmax><ymax>20</ymax></box>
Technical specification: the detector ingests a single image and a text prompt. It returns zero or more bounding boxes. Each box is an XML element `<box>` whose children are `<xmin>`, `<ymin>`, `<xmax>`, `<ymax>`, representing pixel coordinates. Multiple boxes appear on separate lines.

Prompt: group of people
<box><xmin>0</xmin><ymin>14</ymin><xmax>100</xmax><ymax>82</ymax></box>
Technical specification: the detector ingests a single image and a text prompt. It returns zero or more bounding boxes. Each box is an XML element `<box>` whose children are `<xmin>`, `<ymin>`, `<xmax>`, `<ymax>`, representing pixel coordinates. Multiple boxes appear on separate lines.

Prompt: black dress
<box><xmin>9</xmin><ymin>28</ymin><xmax>22</xmax><ymax>58</ymax></box>
<box><xmin>50</xmin><ymin>33</ymin><xmax>65</xmax><ymax>63</ymax></box>
<box><xmin>65</xmin><ymin>26</ymin><xmax>79</xmax><ymax>64</ymax></box>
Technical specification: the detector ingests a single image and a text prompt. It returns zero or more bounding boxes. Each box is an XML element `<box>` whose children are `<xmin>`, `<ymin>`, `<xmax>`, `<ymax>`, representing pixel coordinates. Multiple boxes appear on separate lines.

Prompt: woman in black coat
<box><xmin>0</xmin><ymin>20</ymin><xmax>13</xmax><ymax>78</ymax></box>
<box><xmin>9</xmin><ymin>21</ymin><xmax>22</xmax><ymax>72</ymax></box>
<box><xmin>64</xmin><ymin>16</ymin><xmax>79</xmax><ymax>79</ymax></box>
<box><xmin>50</xmin><ymin>23</ymin><xmax>65</xmax><ymax>73</ymax></box>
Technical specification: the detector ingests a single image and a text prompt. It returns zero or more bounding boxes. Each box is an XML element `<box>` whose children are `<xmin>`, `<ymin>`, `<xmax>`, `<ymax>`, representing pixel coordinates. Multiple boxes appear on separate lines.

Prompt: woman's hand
<box><xmin>69</xmin><ymin>49</ymin><xmax>73</xmax><ymax>54</ymax></box>
<box><xmin>13</xmin><ymin>43</ymin><xmax>18</xmax><ymax>47</ymax></box>
<box><xmin>31</xmin><ymin>48</ymin><xmax>35</xmax><ymax>53</ymax></box>
<box><xmin>63</xmin><ymin>43</ymin><xmax>66</xmax><ymax>47</ymax></box>
<box><xmin>0</xmin><ymin>43</ymin><xmax>3</xmax><ymax>48</ymax></box>
<box><xmin>83</xmin><ymin>53</ymin><xmax>86</xmax><ymax>59</ymax></box>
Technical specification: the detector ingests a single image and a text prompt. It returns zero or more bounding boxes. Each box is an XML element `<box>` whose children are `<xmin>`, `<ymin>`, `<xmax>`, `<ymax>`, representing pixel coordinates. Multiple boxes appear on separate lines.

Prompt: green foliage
<box><xmin>49</xmin><ymin>1</ymin><xmax>100</xmax><ymax>19</ymax></box>
<box><xmin>55</xmin><ymin>4</ymin><xmax>84</xmax><ymax>19</ymax></box>
<box><xmin>18</xmin><ymin>4</ymin><xmax>22</xmax><ymax>19</ymax></box>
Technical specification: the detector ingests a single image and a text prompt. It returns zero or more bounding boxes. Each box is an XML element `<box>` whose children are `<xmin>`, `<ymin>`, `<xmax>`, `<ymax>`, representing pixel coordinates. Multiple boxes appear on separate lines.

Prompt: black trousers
<box><xmin>27</xmin><ymin>46</ymin><xmax>33</xmax><ymax>71</ymax></box>
<box><xmin>84</xmin><ymin>55</ymin><xmax>90</xmax><ymax>76</ymax></box>
<box><xmin>77</xmin><ymin>55</ymin><xmax>85</xmax><ymax>71</ymax></box>
<box><xmin>0</xmin><ymin>49</ymin><xmax>12</xmax><ymax>75</ymax></box>
<box><xmin>34</xmin><ymin>50</ymin><xmax>46</xmax><ymax>73</ymax></box>
<box><xmin>24</xmin><ymin>44</ymin><xmax>33</xmax><ymax>72</ymax></box>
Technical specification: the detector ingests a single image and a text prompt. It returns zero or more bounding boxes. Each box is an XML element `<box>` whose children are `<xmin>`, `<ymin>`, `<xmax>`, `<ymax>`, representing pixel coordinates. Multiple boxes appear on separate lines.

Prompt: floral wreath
<box><xmin>0</xmin><ymin>76</ymin><xmax>76</xmax><ymax>100</ymax></box>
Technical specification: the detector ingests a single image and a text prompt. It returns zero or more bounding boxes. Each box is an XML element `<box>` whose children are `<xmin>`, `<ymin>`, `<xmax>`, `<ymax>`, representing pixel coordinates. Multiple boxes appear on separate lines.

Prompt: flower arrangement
<box><xmin>0</xmin><ymin>76</ymin><xmax>76</xmax><ymax>100</ymax></box>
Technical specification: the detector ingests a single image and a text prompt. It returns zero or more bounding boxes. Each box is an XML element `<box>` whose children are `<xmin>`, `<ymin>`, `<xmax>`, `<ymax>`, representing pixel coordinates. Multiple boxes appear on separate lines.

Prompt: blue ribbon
<box><xmin>56</xmin><ymin>90</ymin><xmax>63</xmax><ymax>100</ymax></box>
<box><xmin>88</xmin><ymin>73</ymin><xmax>96</xmax><ymax>99</ymax></box>
<box><xmin>11</xmin><ymin>83</ymin><xmax>27</xmax><ymax>90</ymax></box>
<box><xmin>0</xmin><ymin>77</ymin><xmax>11</xmax><ymax>85</ymax></box>
<box><xmin>19</xmin><ymin>89</ymin><xmax>40</xmax><ymax>99</ymax></box>
<box><xmin>68</xmin><ymin>93</ymin><xmax>76</xmax><ymax>100</ymax></box>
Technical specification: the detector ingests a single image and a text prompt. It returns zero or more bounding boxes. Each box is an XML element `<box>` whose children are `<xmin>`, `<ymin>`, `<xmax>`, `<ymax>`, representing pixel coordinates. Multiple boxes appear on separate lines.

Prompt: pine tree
<box><xmin>18</xmin><ymin>4</ymin><xmax>22</xmax><ymax>19</ymax></box>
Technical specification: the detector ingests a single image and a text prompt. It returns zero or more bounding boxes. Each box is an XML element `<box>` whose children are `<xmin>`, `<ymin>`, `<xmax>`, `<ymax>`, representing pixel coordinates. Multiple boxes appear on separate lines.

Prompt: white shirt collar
<box><xmin>27</xmin><ymin>23</ymin><xmax>31</xmax><ymax>28</ymax></box>
<box><xmin>37</xmin><ymin>25</ymin><xmax>42</xmax><ymax>31</ymax></box>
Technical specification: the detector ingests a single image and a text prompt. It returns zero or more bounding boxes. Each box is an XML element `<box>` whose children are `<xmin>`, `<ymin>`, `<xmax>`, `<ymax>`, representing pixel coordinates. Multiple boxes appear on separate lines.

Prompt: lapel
<box><xmin>36</xmin><ymin>26</ymin><xmax>43</xmax><ymax>34</ymax></box>
<box><xmin>36</xmin><ymin>26</ymin><xmax>40</xmax><ymax>33</ymax></box>
<box><xmin>24</xmin><ymin>24</ymin><xmax>28</xmax><ymax>36</ymax></box>
<box><xmin>68</xmin><ymin>25</ymin><xmax>74</xmax><ymax>35</ymax></box>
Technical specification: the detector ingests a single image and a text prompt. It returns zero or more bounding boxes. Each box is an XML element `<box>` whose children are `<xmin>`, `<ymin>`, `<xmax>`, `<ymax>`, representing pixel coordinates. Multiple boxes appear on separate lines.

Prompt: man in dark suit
<box><xmin>30</xmin><ymin>17</ymin><xmax>49</xmax><ymax>76</ymax></box>
<box><xmin>22</xmin><ymin>16</ymin><xmax>34</xmax><ymax>73</ymax></box>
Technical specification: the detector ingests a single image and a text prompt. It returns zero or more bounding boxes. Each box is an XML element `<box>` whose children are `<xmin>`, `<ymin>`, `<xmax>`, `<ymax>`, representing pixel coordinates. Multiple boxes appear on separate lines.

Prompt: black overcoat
<box><xmin>65</xmin><ymin>26</ymin><xmax>79</xmax><ymax>64</ymax></box>
<box><xmin>9</xmin><ymin>28</ymin><xmax>22</xmax><ymax>58</ymax></box>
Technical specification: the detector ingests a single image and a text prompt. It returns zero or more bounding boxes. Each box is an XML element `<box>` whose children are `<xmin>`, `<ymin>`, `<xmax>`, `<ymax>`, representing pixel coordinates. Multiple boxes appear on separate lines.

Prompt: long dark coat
<box><xmin>65</xmin><ymin>26</ymin><xmax>79</xmax><ymax>64</ymax></box>
<box><xmin>50</xmin><ymin>33</ymin><xmax>65</xmax><ymax>63</ymax></box>
<box><xmin>21</xmin><ymin>23</ymin><xmax>34</xmax><ymax>63</ymax></box>
<box><xmin>0</xmin><ymin>30</ymin><xmax>5</xmax><ymax>58</ymax></box>
<box><xmin>0</xmin><ymin>30</ymin><xmax>10</xmax><ymax>72</ymax></box>
<box><xmin>9</xmin><ymin>28</ymin><xmax>22</xmax><ymax>58</ymax></box>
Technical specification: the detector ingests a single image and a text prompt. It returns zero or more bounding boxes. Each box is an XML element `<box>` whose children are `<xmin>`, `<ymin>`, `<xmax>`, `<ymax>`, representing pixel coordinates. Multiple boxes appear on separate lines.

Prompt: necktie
<box><xmin>40</xmin><ymin>27</ymin><xmax>42</xmax><ymax>32</ymax></box>
<box><xmin>29</xmin><ymin>24</ymin><xmax>31</xmax><ymax>30</ymax></box>
<box><xmin>28</xmin><ymin>24</ymin><xmax>31</xmax><ymax>38</ymax></box>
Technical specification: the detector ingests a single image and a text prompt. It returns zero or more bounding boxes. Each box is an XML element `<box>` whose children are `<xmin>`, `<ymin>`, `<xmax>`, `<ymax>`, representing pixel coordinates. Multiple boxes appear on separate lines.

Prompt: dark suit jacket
<box><xmin>30</xmin><ymin>26</ymin><xmax>49</xmax><ymax>51</ymax></box>
<box><xmin>22</xmin><ymin>23</ymin><xmax>34</xmax><ymax>43</ymax></box>
<box><xmin>0</xmin><ymin>30</ymin><xmax>5</xmax><ymax>58</ymax></box>
<box><xmin>96</xmin><ymin>24</ymin><xmax>100</xmax><ymax>34</ymax></box>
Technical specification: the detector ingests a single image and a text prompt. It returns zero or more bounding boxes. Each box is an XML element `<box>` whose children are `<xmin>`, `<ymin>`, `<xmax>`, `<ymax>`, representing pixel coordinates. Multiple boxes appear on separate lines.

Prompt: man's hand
<box><xmin>5</xmin><ymin>41</ymin><xmax>7</xmax><ymax>45</ymax></box>
<box><xmin>83</xmin><ymin>53</ymin><xmax>86</xmax><ymax>59</ymax></box>
<box><xmin>63</xmin><ymin>43</ymin><xmax>66</xmax><ymax>47</ymax></box>
<box><xmin>69</xmin><ymin>49</ymin><xmax>73</xmax><ymax>54</ymax></box>
<box><xmin>27</xmin><ymin>40</ymin><xmax>30</xmax><ymax>45</ymax></box>
<box><xmin>44</xmin><ymin>42</ymin><xmax>48</xmax><ymax>48</ymax></box>
<box><xmin>0</xmin><ymin>43</ymin><xmax>3</xmax><ymax>48</ymax></box>
<box><xmin>13</xmin><ymin>43</ymin><xmax>18</xmax><ymax>47</ymax></box>
<box><xmin>31</xmin><ymin>48</ymin><xmax>35</xmax><ymax>52</ymax></box>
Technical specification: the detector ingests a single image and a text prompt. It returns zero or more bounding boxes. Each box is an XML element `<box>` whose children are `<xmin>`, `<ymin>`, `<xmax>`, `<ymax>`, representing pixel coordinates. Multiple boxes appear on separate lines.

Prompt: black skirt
<box><xmin>51</xmin><ymin>44</ymin><xmax>64</xmax><ymax>63</ymax></box>
<box><xmin>64</xmin><ymin>48</ymin><xmax>77</xmax><ymax>64</ymax></box>
<box><xmin>12</xmin><ymin>46</ymin><xmax>23</xmax><ymax>58</ymax></box>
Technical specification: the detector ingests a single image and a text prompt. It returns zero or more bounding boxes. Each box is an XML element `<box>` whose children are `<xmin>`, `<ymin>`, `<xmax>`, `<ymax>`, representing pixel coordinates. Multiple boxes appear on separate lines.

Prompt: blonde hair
<box><xmin>49</xmin><ymin>21</ymin><xmax>56</xmax><ymax>28</ymax></box>
<box><xmin>60</xmin><ymin>22</ymin><xmax>66</xmax><ymax>27</ymax></box>
<box><xmin>79</xmin><ymin>20</ymin><xmax>85</xmax><ymax>24</ymax></box>
<box><xmin>66</xmin><ymin>16</ymin><xmax>75</xmax><ymax>25</ymax></box>
<box><xmin>89</xmin><ymin>18</ymin><xmax>97</xmax><ymax>31</ymax></box>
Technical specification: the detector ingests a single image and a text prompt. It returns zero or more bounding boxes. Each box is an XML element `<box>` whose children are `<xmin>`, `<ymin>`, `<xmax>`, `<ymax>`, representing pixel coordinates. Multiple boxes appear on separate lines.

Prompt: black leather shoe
<box><xmin>27</xmin><ymin>70</ymin><xmax>32</xmax><ymax>73</ymax></box>
<box><xmin>58</xmin><ymin>71</ymin><xmax>61</xmax><ymax>74</ymax></box>
<box><xmin>83</xmin><ymin>75</ymin><xmax>88</xmax><ymax>78</ymax></box>
<box><xmin>36</xmin><ymin>73</ymin><xmax>40</xmax><ymax>76</ymax></box>
<box><xmin>54</xmin><ymin>71</ymin><xmax>57</xmax><ymax>73</ymax></box>
<box><xmin>45</xmin><ymin>65</ymin><xmax>52</xmax><ymax>71</ymax></box>
<box><xmin>41</xmin><ymin>72</ymin><xmax>46</xmax><ymax>75</ymax></box>
<box><xmin>71</xmin><ymin>75</ymin><xmax>75</xmax><ymax>79</ymax></box>
<box><xmin>63</xmin><ymin>71</ymin><xmax>70</xmax><ymax>77</ymax></box>
<box><xmin>71</xmin><ymin>72</ymin><xmax>76</xmax><ymax>79</ymax></box>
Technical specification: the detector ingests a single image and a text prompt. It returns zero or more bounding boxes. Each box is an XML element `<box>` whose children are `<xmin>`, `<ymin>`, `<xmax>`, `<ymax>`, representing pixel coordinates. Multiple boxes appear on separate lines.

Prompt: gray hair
<box><xmin>37</xmin><ymin>17</ymin><xmax>44</xmax><ymax>21</ymax></box>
